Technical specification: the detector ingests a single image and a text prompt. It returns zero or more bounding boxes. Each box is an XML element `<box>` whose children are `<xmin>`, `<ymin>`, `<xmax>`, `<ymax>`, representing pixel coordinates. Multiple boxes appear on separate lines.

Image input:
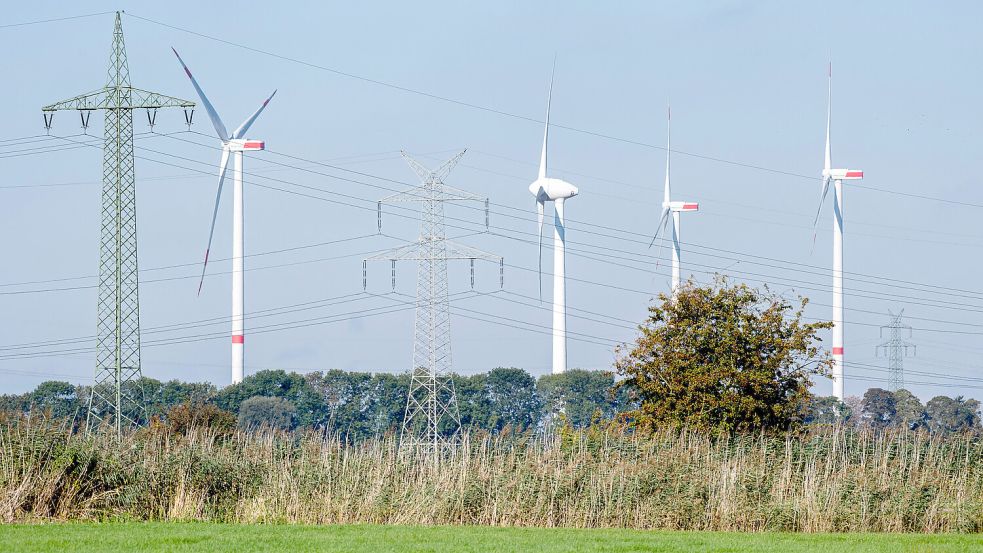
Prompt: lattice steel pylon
<box><xmin>365</xmin><ymin>150</ymin><xmax>502</xmax><ymax>452</ymax></box>
<box><xmin>41</xmin><ymin>12</ymin><xmax>195</xmax><ymax>435</ymax></box>
<box><xmin>876</xmin><ymin>310</ymin><xmax>915</xmax><ymax>391</ymax></box>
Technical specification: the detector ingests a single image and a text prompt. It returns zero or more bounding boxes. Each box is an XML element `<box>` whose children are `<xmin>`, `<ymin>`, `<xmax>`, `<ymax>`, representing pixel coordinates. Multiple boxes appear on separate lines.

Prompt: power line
<box><xmin>20</xmin><ymin>130</ymin><xmax>983</xmax><ymax>312</ymax></box>
<box><xmin>0</xmin><ymin>288</ymin><xmax>621</xmax><ymax>363</ymax></box>
<box><xmin>12</xmin><ymin>132</ymin><xmax>983</xmax><ymax>344</ymax></box>
<box><xmin>0</xmin><ymin>11</ymin><xmax>114</xmax><ymax>30</ymax></box>
<box><xmin>24</xmin><ymin>133</ymin><xmax>983</xmax><ymax>333</ymax></box>
<box><xmin>172</xmin><ymin>130</ymin><xmax>983</xmax><ymax>306</ymax></box>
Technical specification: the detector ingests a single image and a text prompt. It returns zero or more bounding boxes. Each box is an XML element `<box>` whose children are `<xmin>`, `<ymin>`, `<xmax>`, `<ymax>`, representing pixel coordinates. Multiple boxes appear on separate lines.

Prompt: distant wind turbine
<box><xmin>812</xmin><ymin>63</ymin><xmax>863</xmax><ymax>401</ymax></box>
<box><xmin>649</xmin><ymin>106</ymin><xmax>698</xmax><ymax>293</ymax></box>
<box><xmin>528</xmin><ymin>61</ymin><xmax>578</xmax><ymax>375</ymax></box>
<box><xmin>172</xmin><ymin>48</ymin><xmax>277</xmax><ymax>385</ymax></box>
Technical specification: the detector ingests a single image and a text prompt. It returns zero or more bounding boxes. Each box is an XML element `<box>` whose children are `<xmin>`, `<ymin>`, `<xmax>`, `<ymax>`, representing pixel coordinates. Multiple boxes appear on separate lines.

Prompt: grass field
<box><xmin>1</xmin><ymin>523</ymin><xmax>982</xmax><ymax>553</ymax></box>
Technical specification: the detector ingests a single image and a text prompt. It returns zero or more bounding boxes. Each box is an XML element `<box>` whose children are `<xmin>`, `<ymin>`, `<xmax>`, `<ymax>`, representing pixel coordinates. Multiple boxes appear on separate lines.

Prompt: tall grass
<box><xmin>2</xmin><ymin>414</ymin><xmax>982</xmax><ymax>532</ymax></box>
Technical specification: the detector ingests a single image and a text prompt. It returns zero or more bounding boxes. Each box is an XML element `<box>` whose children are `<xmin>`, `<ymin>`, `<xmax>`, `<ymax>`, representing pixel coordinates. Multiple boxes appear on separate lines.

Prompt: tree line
<box><xmin>0</xmin><ymin>367</ymin><xmax>631</xmax><ymax>439</ymax></box>
<box><xmin>3</xmin><ymin>369</ymin><xmax>979</xmax><ymax>437</ymax></box>
<box><xmin>805</xmin><ymin>388</ymin><xmax>981</xmax><ymax>433</ymax></box>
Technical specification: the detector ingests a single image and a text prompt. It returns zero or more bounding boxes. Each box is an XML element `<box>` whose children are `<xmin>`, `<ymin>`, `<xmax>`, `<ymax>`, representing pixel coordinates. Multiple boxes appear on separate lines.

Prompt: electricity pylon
<box><xmin>365</xmin><ymin>150</ymin><xmax>502</xmax><ymax>452</ymax></box>
<box><xmin>876</xmin><ymin>310</ymin><xmax>915</xmax><ymax>391</ymax></box>
<box><xmin>41</xmin><ymin>12</ymin><xmax>194</xmax><ymax>435</ymax></box>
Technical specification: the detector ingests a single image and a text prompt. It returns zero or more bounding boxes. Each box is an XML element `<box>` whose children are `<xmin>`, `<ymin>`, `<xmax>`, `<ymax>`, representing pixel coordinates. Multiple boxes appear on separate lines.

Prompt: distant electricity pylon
<box><xmin>41</xmin><ymin>12</ymin><xmax>195</xmax><ymax>435</ymax></box>
<box><xmin>364</xmin><ymin>150</ymin><xmax>502</xmax><ymax>452</ymax></box>
<box><xmin>876</xmin><ymin>310</ymin><xmax>915</xmax><ymax>392</ymax></box>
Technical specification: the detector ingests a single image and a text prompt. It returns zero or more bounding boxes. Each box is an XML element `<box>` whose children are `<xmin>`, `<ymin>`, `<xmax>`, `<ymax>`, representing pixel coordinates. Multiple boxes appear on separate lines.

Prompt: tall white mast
<box><xmin>552</xmin><ymin>197</ymin><xmax>567</xmax><ymax>373</ymax></box>
<box><xmin>832</xmin><ymin>176</ymin><xmax>844</xmax><ymax>399</ymax></box>
<box><xmin>231</xmin><ymin>150</ymin><xmax>245</xmax><ymax>383</ymax></box>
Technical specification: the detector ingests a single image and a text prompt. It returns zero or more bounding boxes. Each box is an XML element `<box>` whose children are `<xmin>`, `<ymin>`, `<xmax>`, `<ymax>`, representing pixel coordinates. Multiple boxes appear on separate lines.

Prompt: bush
<box><xmin>237</xmin><ymin>396</ymin><xmax>298</xmax><ymax>432</ymax></box>
<box><xmin>164</xmin><ymin>401</ymin><xmax>237</xmax><ymax>436</ymax></box>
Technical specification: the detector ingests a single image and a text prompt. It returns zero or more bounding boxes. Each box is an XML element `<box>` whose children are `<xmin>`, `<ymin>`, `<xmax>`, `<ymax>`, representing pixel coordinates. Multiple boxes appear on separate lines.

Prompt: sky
<box><xmin>1</xmin><ymin>1</ymin><xmax>982</xmax><ymax>402</ymax></box>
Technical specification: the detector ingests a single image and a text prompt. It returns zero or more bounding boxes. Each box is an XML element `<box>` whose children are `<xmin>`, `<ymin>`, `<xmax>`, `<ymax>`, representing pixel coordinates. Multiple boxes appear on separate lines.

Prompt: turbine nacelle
<box><xmin>823</xmin><ymin>168</ymin><xmax>864</xmax><ymax>181</ymax></box>
<box><xmin>529</xmin><ymin>177</ymin><xmax>578</xmax><ymax>202</ymax></box>
<box><xmin>667</xmin><ymin>201</ymin><xmax>699</xmax><ymax>213</ymax></box>
<box><xmin>226</xmin><ymin>139</ymin><xmax>265</xmax><ymax>152</ymax></box>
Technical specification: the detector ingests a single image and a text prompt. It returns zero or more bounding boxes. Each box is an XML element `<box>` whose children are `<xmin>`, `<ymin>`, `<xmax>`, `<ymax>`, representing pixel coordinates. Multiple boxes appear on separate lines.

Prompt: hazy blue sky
<box><xmin>2</xmin><ymin>1</ymin><xmax>982</xmax><ymax>402</ymax></box>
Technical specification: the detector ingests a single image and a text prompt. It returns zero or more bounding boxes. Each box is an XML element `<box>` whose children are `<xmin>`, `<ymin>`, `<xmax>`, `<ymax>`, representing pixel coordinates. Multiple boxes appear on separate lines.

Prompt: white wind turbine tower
<box><xmin>812</xmin><ymin>64</ymin><xmax>863</xmax><ymax>401</ymax></box>
<box><xmin>650</xmin><ymin>106</ymin><xmax>699</xmax><ymax>293</ymax></box>
<box><xmin>173</xmin><ymin>48</ymin><xmax>276</xmax><ymax>385</ymax></box>
<box><xmin>528</xmin><ymin>63</ymin><xmax>579</xmax><ymax>375</ymax></box>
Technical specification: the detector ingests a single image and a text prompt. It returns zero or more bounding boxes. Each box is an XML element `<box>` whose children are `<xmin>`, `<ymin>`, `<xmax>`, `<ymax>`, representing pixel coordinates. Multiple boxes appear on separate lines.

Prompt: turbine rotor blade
<box><xmin>664</xmin><ymin>103</ymin><xmax>671</xmax><ymax>205</ymax></box>
<box><xmin>653</xmin><ymin>212</ymin><xmax>671</xmax><ymax>271</ymax></box>
<box><xmin>232</xmin><ymin>89</ymin><xmax>278</xmax><ymax>139</ymax></box>
<box><xmin>649</xmin><ymin>207</ymin><xmax>671</xmax><ymax>248</ymax></box>
<box><xmin>538</xmin><ymin>59</ymin><xmax>555</xmax><ymax>180</ymax></box>
<box><xmin>198</xmin><ymin>147</ymin><xmax>232</xmax><ymax>295</ymax></box>
<box><xmin>825</xmin><ymin>62</ymin><xmax>832</xmax><ymax>174</ymax></box>
<box><xmin>811</xmin><ymin>175</ymin><xmax>831</xmax><ymax>251</ymax></box>
<box><xmin>172</xmin><ymin>47</ymin><xmax>229</xmax><ymax>140</ymax></box>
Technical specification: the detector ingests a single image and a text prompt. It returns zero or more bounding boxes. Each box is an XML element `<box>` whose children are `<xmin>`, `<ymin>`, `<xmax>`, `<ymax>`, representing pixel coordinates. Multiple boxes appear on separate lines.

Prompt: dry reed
<box><xmin>2</xmin><ymin>415</ymin><xmax>981</xmax><ymax>532</ymax></box>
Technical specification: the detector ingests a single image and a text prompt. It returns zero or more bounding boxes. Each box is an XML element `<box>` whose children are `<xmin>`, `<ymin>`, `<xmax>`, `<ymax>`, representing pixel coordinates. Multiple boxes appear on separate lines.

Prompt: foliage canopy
<box><xmin>616</xmin><ymin>279</ymin><xmax>832</xmax><ymax>432</ymax></box>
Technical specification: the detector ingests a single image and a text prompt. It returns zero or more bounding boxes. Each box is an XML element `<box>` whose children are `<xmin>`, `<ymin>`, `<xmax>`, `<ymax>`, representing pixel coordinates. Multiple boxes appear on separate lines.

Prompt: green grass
<box><xmin>1</xmin><ymin>523</ymin><xmax>982</xmax><ymax>553</ymax></box>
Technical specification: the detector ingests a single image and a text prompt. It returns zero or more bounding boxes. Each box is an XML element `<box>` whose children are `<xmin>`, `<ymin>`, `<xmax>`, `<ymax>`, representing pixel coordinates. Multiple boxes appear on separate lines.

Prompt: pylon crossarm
<box><xmin>437</xmin><ymin>184</ymin><xmax>485</xmax><ymax>202</ymax></box>
<box><xmin>430</xmin><ymin>149</ymin><xmax>467</xmax><ymax>181</ymax></box>
<box><xmin>400</xmin><ymin>149</ymin><xmax>467</xmax><ymax>183</ymax></box>
<box><xmin>364</xmin><ymin>240</ymin><xmax>500</xmax><ymax>263</ymax></box>
<box><xmin>42</xmin><ymin>88</ymin><xmax>109</xmax><ymax>111</ymax></box>
<box><xmin>442</xmin><ymin>240</ymin><xmax>501</xmax><ymax>262</ymax></box>
<box><xmin>126</xmin><ymin>88</ymin><xmax>195</xmax><ymax>109</ymax></box>
<box><xmin>364</xmin><ymin>243</ymin><xmax>424</xmax><ymax>262</ymax></box>
<box><xmin>379</xmin><ymin>185</ymin><xmax>484</xmax><ymax>204</ymax></box>
<box><xmin>378</xmin><ymin>186</ymin><xmax>430</xmax><ymax>204</ymax></box>
<box><xmin>43</xmin><ymin>87</ymin><xmax>194</xmax><ymax>111</ymax></box>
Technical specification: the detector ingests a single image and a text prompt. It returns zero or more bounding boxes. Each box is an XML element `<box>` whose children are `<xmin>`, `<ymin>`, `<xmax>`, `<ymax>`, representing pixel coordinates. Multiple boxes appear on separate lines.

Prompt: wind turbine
<box><xmin>649</xmin><ymin>106</ymin><xmax>698</xmax><ymax>293</ymax></box>
<box><xmin>528</xmin><ymin>62</ymin><xmax>578</xmax><ymax>375</ymax></box>
<box><xmin>172</xmin><ymin>48</ymin><xmax>276</xmax><ymax>385</ymax></box>
<box><xmin>812</xmin><ymin>64</ymin><xmax>863</xmax><ymax>401</ymax></box>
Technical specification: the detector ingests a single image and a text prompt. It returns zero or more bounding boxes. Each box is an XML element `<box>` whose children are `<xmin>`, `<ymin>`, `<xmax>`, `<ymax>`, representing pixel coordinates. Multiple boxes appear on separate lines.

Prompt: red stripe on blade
<box><xmin>832</xmin><ymin>347</ymin><xmax>844</xmax><ymax>355</ymax></box>
<box><xmin>845</xmin><ymin>171</ymin><xmax>863</xmax><ymax>178</ymax></box>
<box><xmin>232</xmin><ymin>335</ymin><xmax>244</xmax><ymax>344</ymax></box>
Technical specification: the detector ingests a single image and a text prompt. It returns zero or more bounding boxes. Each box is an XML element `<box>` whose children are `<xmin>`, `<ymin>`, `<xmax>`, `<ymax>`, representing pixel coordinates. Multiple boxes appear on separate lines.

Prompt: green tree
<box><xmin>142</xmin><ymin>377</ymin><xmax>217</xmax><ymax>421</ymax></box>
<box><xmin>0</xmin><ymin>392</ymin><xmax>29</xmax><ymax>414</ymax></box>
<box><xmin>538</xmin><ymin>369</ymin><xmax>621</xmax><ymax>429</ymax></box>
<box><xmin>892</xmin><ymin>389</ymin><xmax>925</xmax><ymax>430</ymax></box>
<box><xmin>305</xmin><ymin>370</ymin><xmax>376</xmax><ymax>436</ymax></box>
<box><xmin>27</xmin><ymin>381</ymin><xmax>81</xmax><ymax>420</ymax></box>
<box><xmin>484</xmin><ymin>367</ymin><xmax>541</xmax><ymax>432</ymax></box>
<box><xmin>924</xmin><ymin>396</ymin><xmax>981</xmax><ymax>434</ymax></box>
<box><xmin>455</xmin><ymin>372</ymin><xmax>491</xmax><ymax>431</ymax></box>
<box><xmin>237</xmin><ymin>396</ymin><xmax>298</xmax><ymax>431</ymax></box>
<box><xmin>362</xmin><ymin>372</ymin><xmax>410</xmax><ymax>436</ymax></box>
<box><xmin>860</xmin><ymin>388</ymin><xmax>896</xmax><ymax>429</ymax></box>
<box><xmin>215</xmin><ymin>369</ymin><xmax>326</xmax><ymax>428</ymax></box>
<box><xmin>616</xmin><ymin>279</ymin><xmax>832</xmax><ymax>432</ymax></box>
<box><xmin>802</xmin><ymin>395</ymin><xmax>851</xmax><ymax>425</ymax></box>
